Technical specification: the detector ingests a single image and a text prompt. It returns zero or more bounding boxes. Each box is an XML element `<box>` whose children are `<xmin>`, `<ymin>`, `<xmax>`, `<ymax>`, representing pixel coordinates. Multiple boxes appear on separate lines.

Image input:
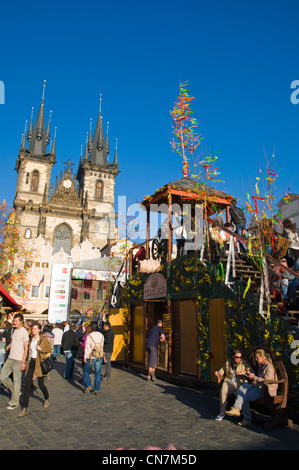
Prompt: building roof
<box><xmin>141</xmin><ymin>178</ymin><xmax>233</xmax><ymax>212</ymax></box>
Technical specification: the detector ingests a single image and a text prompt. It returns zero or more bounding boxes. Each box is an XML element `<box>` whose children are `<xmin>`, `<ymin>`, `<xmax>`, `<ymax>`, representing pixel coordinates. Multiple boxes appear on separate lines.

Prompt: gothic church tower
<box><xmin>14</xmin><ymin>82</ymin><xmax>56</xmax><ymax>240</ymax></box>
<box><xmin>77</xmin><ymin>95</ymin><xmax>119</xmax><ymax>247</ymax></box>
<box><xmin>14</xmin><ymin>86</ymin><xmax>119</xmax><ymax>254</ymax></box>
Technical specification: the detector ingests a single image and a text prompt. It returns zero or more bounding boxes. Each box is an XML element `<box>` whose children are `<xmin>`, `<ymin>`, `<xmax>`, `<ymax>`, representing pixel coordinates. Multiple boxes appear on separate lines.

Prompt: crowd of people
<box><xmin>210</xmin><ymin>202</ymin><xmax>299</xmax><ymax>308</ymax></box>
<box><xmin>0</xmin><ymin>313</ymin><xmax>115</xmax><ymax>417</ymax></box>
<box><xmin>271</xmin><ymin>219</ymin><xmax>299</xmax><ymax>308</ymax></box>
<box><xmin>0</xmin><ymin>314</ymin><xmax>287</xmax><ymax>429</ymax></box>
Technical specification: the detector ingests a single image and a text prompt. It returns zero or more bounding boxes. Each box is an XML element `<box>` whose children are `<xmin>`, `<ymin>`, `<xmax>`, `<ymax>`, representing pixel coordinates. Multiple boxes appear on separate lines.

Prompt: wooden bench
<box><xmin>243</xmin><ymin>345</ymin><xmax>293</xmax><ymax>430</ymax></box>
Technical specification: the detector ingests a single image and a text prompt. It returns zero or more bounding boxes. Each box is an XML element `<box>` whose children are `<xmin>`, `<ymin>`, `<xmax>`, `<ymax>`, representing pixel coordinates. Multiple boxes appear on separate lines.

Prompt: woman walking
<box><xmin>18</xmin><ymin>322</ymin><xmax>52</xmax><ymax>417</ymax></box>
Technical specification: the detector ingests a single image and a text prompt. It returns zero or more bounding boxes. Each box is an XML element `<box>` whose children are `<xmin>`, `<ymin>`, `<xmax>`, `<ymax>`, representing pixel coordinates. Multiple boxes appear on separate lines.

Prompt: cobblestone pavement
<box><xmin>0</xmin><ymin>357</ymin><xmax>299</xmax><ymax>451</ymax></box>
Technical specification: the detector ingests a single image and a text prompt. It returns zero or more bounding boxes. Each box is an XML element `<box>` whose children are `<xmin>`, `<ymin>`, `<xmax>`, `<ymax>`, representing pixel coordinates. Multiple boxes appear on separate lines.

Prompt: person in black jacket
<box><xmin>61</xmin><ymin>324</ymin><xmax>79</xmax><ymax>379</ymax></box>
<box><xmin>229</xmin><ymin>199</ymin><xmax>247</xmax><ymax>255</ymax></box>
<box><xmin>101</xmin><ymin>322</ymin><xmax>114</xmax><ymax>381</ymax></box>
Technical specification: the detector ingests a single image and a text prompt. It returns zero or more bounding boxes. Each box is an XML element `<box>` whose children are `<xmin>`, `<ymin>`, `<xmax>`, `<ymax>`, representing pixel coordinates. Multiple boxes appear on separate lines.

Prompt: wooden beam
<box><xmin>146</xmin><ymin>206</ymin><xmax>150</xmax><ymax>258</ymax></box>
<box><xmin>168</xmin><ymin>190</ymin><xmax>172</xmax><ymax>263</ymax></box>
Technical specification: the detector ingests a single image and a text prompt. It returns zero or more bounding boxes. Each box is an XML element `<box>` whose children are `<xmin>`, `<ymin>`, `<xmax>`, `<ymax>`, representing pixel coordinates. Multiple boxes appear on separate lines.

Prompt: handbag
<box><xmin>40</xmin><ymin>355</ymin><xmax>53</xmax><ymax>375</ymax></box>
<box><xmin>38</xmin><ymin>339</ymin><xmax>53</xmax><ymax>375</ymax></box>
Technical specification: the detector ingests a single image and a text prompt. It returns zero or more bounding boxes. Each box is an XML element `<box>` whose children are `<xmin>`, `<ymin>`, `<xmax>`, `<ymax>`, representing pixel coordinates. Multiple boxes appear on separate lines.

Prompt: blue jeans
<box><xmin>281</xmin><ymin>278</ymin><xmax>298</xmax><ymax>303</ymax></box>
<box><xmin>64</xmin><ymin>350</ymin><xmax>76</xmax><ymax>378</ymax></box>
<box><xmin>234</xmin><ymin>383</ymin><xmax>263</xmax><ymax>420</ymax></box>
<box><xmin>235</xmin><ymin>224</ymin><xmax>247</xmax><ymax>253</ymax></box>
<box><xmin>83</xmin><ymin>357</ymin><xmax>103</xmax><ymax>392</ymax></box>
<box><xmin>281</xmin><ymin>279</ymin><xmax>289</xmax><ymax>300</ymax></box>
<box><xmin>53</xmin><ymin>345</ymin><xmax>61</xmax><ymax>360</ymax></box>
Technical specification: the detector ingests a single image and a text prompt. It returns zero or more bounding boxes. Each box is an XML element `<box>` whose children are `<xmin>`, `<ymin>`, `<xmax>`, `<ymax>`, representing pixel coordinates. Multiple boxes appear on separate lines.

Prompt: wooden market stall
<box><xmin>126</xmin><ymin>178</ymin><xmax>234</xmax><ymax>381</ymax></box>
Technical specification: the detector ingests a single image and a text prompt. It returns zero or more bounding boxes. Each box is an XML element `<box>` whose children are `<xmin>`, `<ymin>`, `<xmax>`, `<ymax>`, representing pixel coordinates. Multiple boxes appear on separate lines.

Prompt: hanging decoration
<box><xmin>170</xmin><ymin>82</ymin><xmax>202</xmax><ymax>178</ymax></box>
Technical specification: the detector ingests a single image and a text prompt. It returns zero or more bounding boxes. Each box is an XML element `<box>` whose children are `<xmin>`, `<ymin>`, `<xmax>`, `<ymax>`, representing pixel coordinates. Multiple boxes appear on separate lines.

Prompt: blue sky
<box><xmin>0</xmin><ymin>0</ymin><xmax>298</xmax><ymax>229</ymax></box>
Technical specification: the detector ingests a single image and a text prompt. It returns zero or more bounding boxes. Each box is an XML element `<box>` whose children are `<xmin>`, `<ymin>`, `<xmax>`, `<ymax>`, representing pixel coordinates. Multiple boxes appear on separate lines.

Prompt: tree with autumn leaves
<box><xmin>0</xmin><ymin>200</ymin><xmax>35</xmax><ymax>307</ymax></box>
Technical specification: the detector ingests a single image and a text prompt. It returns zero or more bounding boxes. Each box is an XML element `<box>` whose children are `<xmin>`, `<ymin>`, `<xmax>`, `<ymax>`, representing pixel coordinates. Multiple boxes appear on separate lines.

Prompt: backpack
<box><xmin>90</xmin><ymin>334</ymin><xmax>104</xmax><ymax>359</ymax></box>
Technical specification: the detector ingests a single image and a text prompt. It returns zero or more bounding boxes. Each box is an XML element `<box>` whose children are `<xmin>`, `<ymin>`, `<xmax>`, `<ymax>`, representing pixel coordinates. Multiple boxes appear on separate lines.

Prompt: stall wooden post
<box><xmin>167</xmin><ymin>189</ymin><xmax>172</xmax><ymax>263</ymax></box>
<box><xmin>167</xmin><ymin>188</ymin><xmax>173</xmax><ymax>372</ymax></box>
<box><xmin>226</xmin><ymin>205</ymin><xmax>230</xmax><ymax>223</ymax></box>
<box><xmin>129</xmin><ymin>249</ymin><xmax>133</xmax><ymax>276</ymax></box>
<box><xmin>146</xmin><ymin>206</ymin><xmax>150</xmax><ymax>259</ymax></box>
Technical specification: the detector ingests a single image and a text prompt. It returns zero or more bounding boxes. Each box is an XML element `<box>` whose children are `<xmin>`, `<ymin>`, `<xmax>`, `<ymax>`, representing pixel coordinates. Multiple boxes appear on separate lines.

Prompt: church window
<box><xmin>54</xmin><ymin>224</ymin><xmax>72</xmax><ymax>254</ymax></box>
<box><xmin>96</xmin><ymin>180</ymin><xmax>103</xmax><ymax>200</ymax></box>
<box><xmin>25</xmin><ymin>228</ymin><xmax>31</xmax><ymax>239</ymax></box>
<box><xmin>31</xmin><ymin>170</ymin><xmax>39</xmax><ymax>192</ymax></box>
<box><xmin>25</xmin><ymin>173</ymin><xmax>29</xmax><ymax>184</ymax></box>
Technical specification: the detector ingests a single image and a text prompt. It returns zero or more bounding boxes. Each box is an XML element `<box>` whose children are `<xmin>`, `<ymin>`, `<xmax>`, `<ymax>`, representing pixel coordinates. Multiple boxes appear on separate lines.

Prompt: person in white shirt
<box><xmin>52</xmin><ymin>323</ymin><xmax>63</xmax><ymax>360</ymax></box>
<box><xmin>0</xmin><ymin>313</ymin><xmax>29</xmax><ymax>410</ymax></box>
<box><xmin>83</xmin><ymin>321</ymin><xmax>104</xmax><ymax>395</ymax></box>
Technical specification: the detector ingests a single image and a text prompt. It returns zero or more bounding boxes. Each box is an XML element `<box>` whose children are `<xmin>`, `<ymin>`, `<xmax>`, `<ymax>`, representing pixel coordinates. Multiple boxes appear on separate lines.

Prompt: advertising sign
<box><xmin>72</xmin><ymin>268</ymin><xmax>124</xmax><ymax>282</ymax></box>
<box><xmin>48</xmin><ymin>263</ymin><xmax>72</xmax><ymax>324</ymax></box>
<box><xmin>144</xmin><ymin>273</ymin><xmax>167</xmax><ymax>300</ymax></box>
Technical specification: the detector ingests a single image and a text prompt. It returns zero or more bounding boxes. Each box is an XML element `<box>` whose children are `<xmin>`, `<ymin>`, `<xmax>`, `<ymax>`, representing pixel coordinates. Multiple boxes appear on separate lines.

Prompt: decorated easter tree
<box><xmin>170</xmin><ymin>82</ymin><xmax>203</xmax><ymax>178</ymax></box>
<box><xmin>243</xmin><ymin>156</ymin><xmax>297</xmax><ymax>317</ymax></box>
<box><xmin>170</xmin><ymin>82</ymin><xmax>226</xmax><ymax>260</ymax></box>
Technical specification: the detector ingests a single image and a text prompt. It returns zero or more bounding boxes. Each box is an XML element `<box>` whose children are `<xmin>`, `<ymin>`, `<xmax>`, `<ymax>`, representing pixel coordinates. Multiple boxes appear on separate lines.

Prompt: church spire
<box><xmin>113</xmin><ymin>138</ymin><xmax>118</xmax><ymax>166</ymax></box>
<box><xmin>83</xmin><ymin>132</ymin><xmax>89</xmax><ymax>163</ymax></box>
<box><xmin>45</xmin><ymin>110</ymin><xmax>52</xmax><ymax>146</ymax></box>
<box><xmin>19</xmin><ymin>121</ymin><xmax>27</xmax><ymax>152</ymax></box>
<box><xmin>51</xmin><ymin>126</ymin><xmax>57</xmax><ymax>156</ymax></box>
<box><xmin>88</xmin><ymin>119</ymin><xmax>93</xmax><ymax>153</ymax></box>
<box><xmin>105</xmin><ymin>121</ymin><xmax>110</xmax><ymax>157</ymax></box>
<box><xmin>28</xmin><ymin>81</ymin><xmax>49</xmax><ymax>155</ymax></box>
<box><xmin>27</xmin><ymin>107</ymin><xmax>34</xmax><ymax>142</ymax></box>
<box><xmin>89</xmin><ymin>94</ymin><xmax>108</xmax><ymax>165</ymax></box>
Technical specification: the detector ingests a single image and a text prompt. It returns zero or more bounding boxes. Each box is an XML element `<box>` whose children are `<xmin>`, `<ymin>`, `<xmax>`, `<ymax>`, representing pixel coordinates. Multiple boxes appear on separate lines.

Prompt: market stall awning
<box><xmin>0</xmin><ymin>284</ymin><xmax>21</xmax><ymax>311</ymax></box>
<box><xmin>72</xmin><ymin>256</ymin><xmax>125</xmax><ymax>281</ymax></box>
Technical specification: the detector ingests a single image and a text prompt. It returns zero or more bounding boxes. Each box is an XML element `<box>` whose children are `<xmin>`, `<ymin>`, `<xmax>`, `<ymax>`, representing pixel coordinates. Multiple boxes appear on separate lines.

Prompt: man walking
<box><xmin>61</xmin><ymin>324</ymin><xmax>79</xmax><ymax>379</ymax></box>
<box><xmin>0</xmin><ymin>313</ymin><xmax>29</xmax><ymax>410</ymax></box>
<box><xmin>102</xmin><ymin>322</ymin><xmax>115</xmax><ymax>381</ymax></box>
<box><xmin>83</xmin><ymin>321</ymin><xmax>104</xmax><ymax>394</ymax></box>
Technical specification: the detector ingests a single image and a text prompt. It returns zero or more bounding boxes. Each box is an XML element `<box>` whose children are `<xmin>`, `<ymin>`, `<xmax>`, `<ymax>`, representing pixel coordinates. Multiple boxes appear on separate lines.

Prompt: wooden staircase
<box><xmin>220</xmin><ymin>255</ymin><xmax>299</xmax><ymax>329</ymax></box>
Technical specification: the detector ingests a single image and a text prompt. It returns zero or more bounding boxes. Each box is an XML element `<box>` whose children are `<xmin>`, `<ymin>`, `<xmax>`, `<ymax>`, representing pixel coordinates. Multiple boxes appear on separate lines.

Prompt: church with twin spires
<box><xmin>12</xmin><ymin>84</ymin><xmax>120</xmax><ymax>318</ymax></box>
<box><xmin>14</xmin><ymin>84</ymin><xmax>119</xmax><ymax>254</ymax></box>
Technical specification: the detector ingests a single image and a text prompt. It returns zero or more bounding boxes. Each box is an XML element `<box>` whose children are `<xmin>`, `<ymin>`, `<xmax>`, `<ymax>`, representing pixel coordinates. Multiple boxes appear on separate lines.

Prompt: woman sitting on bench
<box><xmin>214</xmin><ymin>349</ymin><xmax>253</xmax><ymax>421</ymax></box>
<box><xmin>226</xmin><ymin>349</ymin><xmax>278</xmax><ymax>427</ymax></box>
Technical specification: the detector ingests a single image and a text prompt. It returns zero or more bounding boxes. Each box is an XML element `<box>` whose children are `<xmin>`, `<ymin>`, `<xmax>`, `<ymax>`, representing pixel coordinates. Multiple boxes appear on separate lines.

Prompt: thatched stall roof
<box><xmin>141</xmin><ymin>178</ymin><xmax>233</xmax><ymax>214</ymax></box>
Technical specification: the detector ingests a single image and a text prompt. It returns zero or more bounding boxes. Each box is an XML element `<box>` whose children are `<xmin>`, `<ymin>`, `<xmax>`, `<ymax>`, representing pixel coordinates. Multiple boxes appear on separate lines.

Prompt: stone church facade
<box><xmin>12</xmin><ymin>86</ymin><xmax>119</xmax><ymax>319</ymax></box>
